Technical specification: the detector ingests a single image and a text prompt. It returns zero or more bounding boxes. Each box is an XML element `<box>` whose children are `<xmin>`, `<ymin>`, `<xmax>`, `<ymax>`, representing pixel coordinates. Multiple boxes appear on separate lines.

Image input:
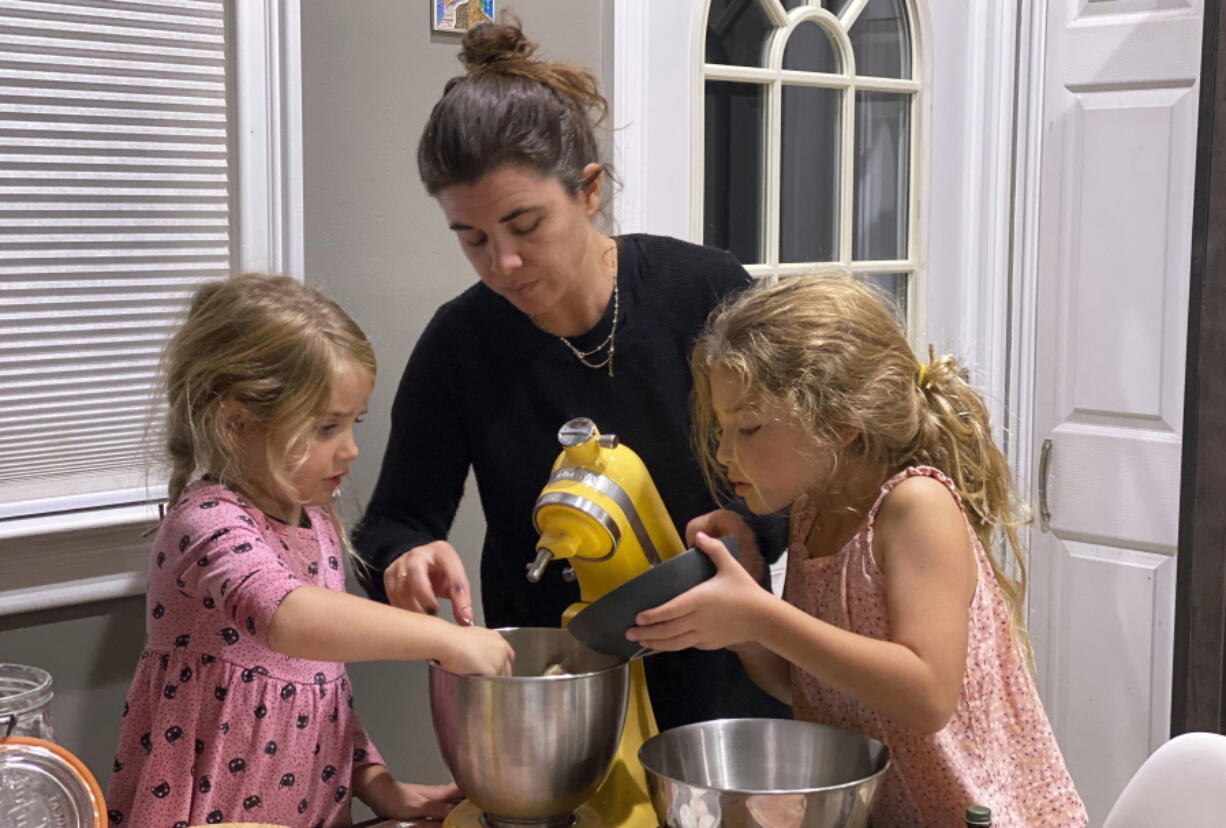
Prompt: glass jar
<box><xmin>0</xmin><ymin>663</ymin><xmax>55</xmax><ymax>742</ymax></box>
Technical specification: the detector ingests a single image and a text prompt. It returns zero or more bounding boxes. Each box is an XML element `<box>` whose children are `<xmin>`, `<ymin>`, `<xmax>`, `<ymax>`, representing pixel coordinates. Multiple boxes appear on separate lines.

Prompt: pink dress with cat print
<box><xmin>106</xmin><ymin>481</ymin><xmax>383</xmax><ymax>828</ymax></box>
<box><xmin>785</xmin><ymin>466</ymin><xmax>1087</xmax><ymax>827</ymax></box>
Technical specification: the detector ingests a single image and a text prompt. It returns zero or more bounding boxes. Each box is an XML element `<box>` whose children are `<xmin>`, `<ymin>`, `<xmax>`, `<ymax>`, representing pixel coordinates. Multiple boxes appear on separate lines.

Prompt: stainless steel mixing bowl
<box><xmin>428</xmin><ymin>627</ymin><xmax>629</xmax><ymax>826</ymax></box>
<box><xmin>639</xmin><ymin>718</ymin><xmax>890</xmax><ymax>828</ymax></box>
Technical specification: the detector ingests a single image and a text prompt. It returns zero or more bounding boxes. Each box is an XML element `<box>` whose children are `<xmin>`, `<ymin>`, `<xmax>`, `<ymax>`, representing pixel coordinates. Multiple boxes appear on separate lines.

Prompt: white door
<box><xmin>1028</xmin><ymin>0</ymin><xmax>1203</xmax><ymax>823</ymax></box>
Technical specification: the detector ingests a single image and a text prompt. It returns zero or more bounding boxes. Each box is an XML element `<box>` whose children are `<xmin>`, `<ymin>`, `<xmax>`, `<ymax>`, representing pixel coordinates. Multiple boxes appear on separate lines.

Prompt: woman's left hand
<box><xmin>627</xmin><ymin>531</ymin><xmax>773</xmax><ymax>651</ymax></box>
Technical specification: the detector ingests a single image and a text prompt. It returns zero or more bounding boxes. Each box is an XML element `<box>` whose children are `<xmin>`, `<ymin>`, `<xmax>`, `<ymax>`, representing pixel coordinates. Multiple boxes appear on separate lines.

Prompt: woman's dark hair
<box><xmin>417</xmin><ymin>19</ymin><xmax>610</xmax><ymax>196</ymax></box>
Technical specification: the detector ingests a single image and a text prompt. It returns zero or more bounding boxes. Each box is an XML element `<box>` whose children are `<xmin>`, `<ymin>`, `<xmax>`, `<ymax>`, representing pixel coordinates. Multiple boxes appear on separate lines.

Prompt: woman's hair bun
<box><xmin>460</xmin><ymin>20</ymin><xmax>536</xmax><ymax>71</ymax></box>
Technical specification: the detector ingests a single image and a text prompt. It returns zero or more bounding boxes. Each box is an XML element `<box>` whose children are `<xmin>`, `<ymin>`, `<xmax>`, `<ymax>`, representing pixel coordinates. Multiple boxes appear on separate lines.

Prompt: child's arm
<box><xmin>632</xmin><ymin>476</ymin><xmax>976</xmax><ymax>733</ymax></box>
<box><xmin>352</xmin><ymin>763</ymin><xmax>462</xmax><ymax>821</ymax></box>
<box><xmin>684</xmin><ymin>510</ymin><xmax>792</xmax><ymax>704</ymax></box>
<box><xmin>267</xmin><ymin>585</ymin><xmax>513</xmax><ymax>676</ymax></box>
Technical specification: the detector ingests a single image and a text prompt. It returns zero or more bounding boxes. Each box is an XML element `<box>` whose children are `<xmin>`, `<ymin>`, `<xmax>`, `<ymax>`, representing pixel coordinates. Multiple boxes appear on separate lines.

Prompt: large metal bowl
<box><xmin>428</xmin><ymin>627</ymin><xmax>629</xmax><ymax>826</ymax></box>
<box><xmin>639</xmin><ymin>718</ymin><xmax>890</xmax><ymax>828</ymax></box>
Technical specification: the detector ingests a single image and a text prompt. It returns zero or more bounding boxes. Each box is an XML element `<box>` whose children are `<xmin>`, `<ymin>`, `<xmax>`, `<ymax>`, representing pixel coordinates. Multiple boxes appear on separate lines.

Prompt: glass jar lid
<box><xmin>0</xmin><ymin>736</ymin><xmax>104</xmax><ymax>828</ymax></box>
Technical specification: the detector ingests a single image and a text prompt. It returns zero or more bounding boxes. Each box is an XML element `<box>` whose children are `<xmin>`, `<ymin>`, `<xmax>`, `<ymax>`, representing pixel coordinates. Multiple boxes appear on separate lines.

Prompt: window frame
<box><xmin>0</xmin><ymin>0</ymin><xmax>303</xmax><ymax>616</ymax></box>
<box><xmin>695</xmin><ymin>0</ymin><xmax>927</xmax><ymax>339</ymax></box>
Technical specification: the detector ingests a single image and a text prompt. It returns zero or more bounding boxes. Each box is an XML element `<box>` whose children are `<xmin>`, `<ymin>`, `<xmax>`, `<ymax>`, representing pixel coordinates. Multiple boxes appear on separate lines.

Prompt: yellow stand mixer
<box><xmin>444</xmin><ymin>417</ymin><xmax>681</xmax><ymax>827</ymax></box>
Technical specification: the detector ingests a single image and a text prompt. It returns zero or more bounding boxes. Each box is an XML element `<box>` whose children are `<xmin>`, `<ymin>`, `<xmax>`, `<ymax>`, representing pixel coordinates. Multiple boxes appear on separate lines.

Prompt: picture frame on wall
<box><xmin>433</xmin><ymin>0</ymin><xmax>495</xmax><ymax>32</ymax></box>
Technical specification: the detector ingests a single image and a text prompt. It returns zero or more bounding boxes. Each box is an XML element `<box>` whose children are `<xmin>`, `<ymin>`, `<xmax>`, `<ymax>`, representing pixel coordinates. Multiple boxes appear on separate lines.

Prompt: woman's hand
<box><xmin>628</xmin><ymin>532</ymin><xmax>775</xmax><ymax>652</ymax></box>
<box><xmin>439</xmin><ymin>624</ymin><xmax>516</xmax><ymax>676</ymax></box>
<box><xmin>384</xmin><ymin>539</ymin><xmax>474</xmax><ymax>625</ymax></box>
<box><xmin>685</xmin><ymin>509</ymin><xmax>763</xmax><ymax>583</ymax></box>
<box><xmin>356</xmin><ymin>764</ymin><xmax>463</xmax><ymax>820</ymax></box>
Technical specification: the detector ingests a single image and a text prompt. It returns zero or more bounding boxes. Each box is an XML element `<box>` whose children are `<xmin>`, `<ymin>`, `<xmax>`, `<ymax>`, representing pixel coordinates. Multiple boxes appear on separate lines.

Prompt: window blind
<box><xmin>0</xmin><ymin>0</ymin><xmax>233</xmax><ymax>516</ymax></box>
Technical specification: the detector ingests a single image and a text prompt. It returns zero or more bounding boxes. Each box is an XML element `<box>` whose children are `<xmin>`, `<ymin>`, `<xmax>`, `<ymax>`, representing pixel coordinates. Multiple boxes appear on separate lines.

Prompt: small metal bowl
<box><xmin>640</xmin><ymin>718</ymin><xmax>890</xmax><ymax>828</ymax></box>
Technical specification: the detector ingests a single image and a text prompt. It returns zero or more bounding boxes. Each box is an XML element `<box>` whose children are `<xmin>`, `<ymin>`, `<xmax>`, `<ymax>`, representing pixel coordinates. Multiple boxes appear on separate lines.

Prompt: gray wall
<box><xmin>300</xmin><ymin>1</ymin><xmax>606</xmax><ymax>810</ymax></box>
<box><xmin>0</xmin><ymin>597</ymin><xmax>144</xmax><ymax>783</ymax></box>
<box><xmin>0</xmin><ymin>1</ymin><xmax>607</xmax><ymax>815</ymax></box>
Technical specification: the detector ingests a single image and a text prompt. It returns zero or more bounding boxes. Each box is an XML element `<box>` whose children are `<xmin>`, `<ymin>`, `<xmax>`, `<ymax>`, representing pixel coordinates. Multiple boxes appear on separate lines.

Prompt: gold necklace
<box><xmin>557</xmin><ymin>243</ymin><xmax>619</xmax><ymax>377</ymax></box>
<box><xmin>558</xmin><ymin>278</ymin><xmax>618</xmax><ymax>376</ymax></box>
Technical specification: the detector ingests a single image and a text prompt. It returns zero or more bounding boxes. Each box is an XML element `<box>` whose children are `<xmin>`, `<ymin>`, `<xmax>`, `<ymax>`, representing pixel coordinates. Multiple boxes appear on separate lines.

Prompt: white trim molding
<box><xmin>1009</xmin><ymin>0</ymin><xmax>1050</xmax><ymax>598</ymax></box>
<box><xmin>235</xmin><ymin>0</ymin><xmax>305</xmax><ymax>279</ymax></box>
<box><xmin>0</xmin><ymin>0</ymin><xmax>304</xmax><ymax>616</ymax></box>
<box><xmin>611</xmin><ymin>0</ymin><xmax>700</xmax><ymax>241</ymax></box>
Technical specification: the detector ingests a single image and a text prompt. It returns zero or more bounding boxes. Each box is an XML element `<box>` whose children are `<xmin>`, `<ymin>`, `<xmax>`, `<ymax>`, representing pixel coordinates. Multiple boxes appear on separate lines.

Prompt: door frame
<box><xmin>1173</xmin><ymin>0</ymin><xmax>1226</xmax><ymax>737</ymax></box>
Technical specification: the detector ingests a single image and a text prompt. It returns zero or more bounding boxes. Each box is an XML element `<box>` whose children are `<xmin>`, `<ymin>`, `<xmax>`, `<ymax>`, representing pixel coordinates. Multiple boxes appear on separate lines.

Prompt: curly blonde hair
<box><xmin>691</xmin><ymin>273</ymin><xmax>1030</xmax><ymax>650</ymax></box>
<box><xmin>159</xmin><ymin>274</ymin><xmax>375</xmax><ymax>543</ymax></box>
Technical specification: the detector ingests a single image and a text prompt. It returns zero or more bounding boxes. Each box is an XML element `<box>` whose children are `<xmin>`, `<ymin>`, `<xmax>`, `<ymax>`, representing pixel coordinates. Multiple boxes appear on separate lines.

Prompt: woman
<box><xmin>353</xmin><ymin>20</ymin><xmax>788</xmax><ymax>729</ymax></box>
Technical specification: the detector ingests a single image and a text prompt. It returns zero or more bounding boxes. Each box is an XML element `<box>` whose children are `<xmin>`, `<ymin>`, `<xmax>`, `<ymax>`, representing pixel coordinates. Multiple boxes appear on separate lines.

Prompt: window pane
<box><xmin>705</xmin><ymin>81</ymin><xmax>767</xmax><ymax>264</ymax></box>
<box><xmin>863</xmin><ymin>273</ymin><xmax>909</xmax><ymax>325</ymax></box>
<box><xmin>849</xmin><ymin>0</ymin><xmax>911</xmax><ymax>79</ymax></box>
<box><xmin>782</xmin><ymin>0</ymin><xmax>806</xmax><ymax>8</ymax></box>
<box><xmin>706</xmin><ymin>0</ymin><xmax>775</xmax><ymax>67</ymax></box>
<box><xmin>822</xmin><ymin>0</ymin><xmax>853</xmax><ymax>14</ymax></box>
<box><xmin>781</xmin><ymin>86</ymin><xmax>840</xmax><ymax>263</ymax></box>
<box><xmin>853</xmin><ymin>91</ymin><xmax>910</xmax><ymax>261</ymax></box>
<box><xmin>782</xmin><ymin>21</ymin><xmax>839</xmax><ymax>73</ymax></box>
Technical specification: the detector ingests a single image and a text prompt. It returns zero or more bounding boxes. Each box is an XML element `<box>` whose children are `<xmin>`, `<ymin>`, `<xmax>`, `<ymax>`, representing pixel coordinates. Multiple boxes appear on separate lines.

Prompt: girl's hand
<box><xmin>384</xmin><ymin>539</ymin><xmax>474</xmax><ymax>625</ymax></box>
<box><xmin>685</xmin><ymin>509</ymin><xmax>763</xmax><ymax>583</ymax></box>
<box><xmin>628</xmin><ymin>532</ymin><xmax>774</xmax><ymax>651</ymax></box>
<box><xmin>361</xmin><ymin>769</ymin><xmax>463</xmax><ymax>820</ymax></box>
<box><xmin>439</xmin><ymin>624</ymin><xmax>515</xmax><ymax>676</ymax></box>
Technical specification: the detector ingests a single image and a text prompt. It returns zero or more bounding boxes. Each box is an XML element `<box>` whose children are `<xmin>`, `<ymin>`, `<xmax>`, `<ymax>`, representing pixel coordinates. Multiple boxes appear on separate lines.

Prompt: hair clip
<box><xmin>917</xmin><ymin>344</ymin><xmax>936</xmax><ymax>390</ymax></box>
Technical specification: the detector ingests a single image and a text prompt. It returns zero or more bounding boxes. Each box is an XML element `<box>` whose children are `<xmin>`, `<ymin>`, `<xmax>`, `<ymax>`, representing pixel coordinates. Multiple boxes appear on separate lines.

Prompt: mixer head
<box><xmin>529</xmin><ymin>417</ymin><xmax>685</xmax><ymax>608</ymax></box>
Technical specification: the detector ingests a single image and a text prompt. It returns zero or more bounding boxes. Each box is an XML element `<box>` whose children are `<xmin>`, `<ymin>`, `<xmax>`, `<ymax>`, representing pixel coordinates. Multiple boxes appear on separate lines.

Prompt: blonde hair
<box><xmin>160</xmin><ymin>274</ymin><xmax>375</xmax><ymax>550</ymax></box>
<box><xmin>691</xmin><ymin>273</ymin><xmax>1030</xmax><ymax>650</ymax></box>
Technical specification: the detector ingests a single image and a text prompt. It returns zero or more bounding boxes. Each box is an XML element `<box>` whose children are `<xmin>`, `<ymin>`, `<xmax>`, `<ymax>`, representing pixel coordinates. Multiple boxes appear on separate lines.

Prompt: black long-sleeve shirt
<box><xmin>354</xmin><ymin>233</ymin><xmax>789</xmax><ymax>727</ymax></box>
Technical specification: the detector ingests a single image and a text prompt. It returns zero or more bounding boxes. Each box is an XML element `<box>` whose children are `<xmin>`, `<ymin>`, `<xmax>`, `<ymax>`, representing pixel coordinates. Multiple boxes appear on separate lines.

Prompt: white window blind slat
<box><xmin>0</xmin><ymin>413</ymin><xmax>149</xmax><ymax>434</ymax></box>
<box><xmin>0</xmin><ymin>0</ymin><xmax>223</xmax><ymax>28</ymax></box>
<box><xmin>0</xmin><ymin>51</ymin><xmax>225</xmax><ymax>79</ymax></box>
<box><xmin>0</xmin><ymin>0</ymin><xmax>230</xmax><ymax>514</ymax></box>
<box><xmin>3</xmin><ymin>392</ymin><xmax>155</xmax><ymax>414</ymax></box>
<box><xmin>0</xmin><ymin>68</ymin><xmax>224</xmax><ymax>93</ymax></box>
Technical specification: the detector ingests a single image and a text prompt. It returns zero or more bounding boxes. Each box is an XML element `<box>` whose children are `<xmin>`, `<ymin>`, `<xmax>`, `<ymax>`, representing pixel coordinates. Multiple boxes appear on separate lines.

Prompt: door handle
<box><xmin>1038</xmin><ymin>438</ymin><xmax>1052</xmax><ymax>533</ymax></box>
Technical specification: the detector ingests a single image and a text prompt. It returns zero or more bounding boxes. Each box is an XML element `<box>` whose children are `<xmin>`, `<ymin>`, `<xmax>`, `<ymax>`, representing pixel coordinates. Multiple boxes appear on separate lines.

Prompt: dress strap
<box><xmin>865</xmin><ymin>466</ymin><xmax>965</xmax><ymax>529</ymax></box>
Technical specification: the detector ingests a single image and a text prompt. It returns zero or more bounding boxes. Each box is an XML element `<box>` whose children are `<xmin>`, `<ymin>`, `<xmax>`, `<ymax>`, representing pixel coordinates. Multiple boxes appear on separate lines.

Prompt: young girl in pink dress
<box><xmin>106</xmin><ymin>274</ymin><xmax>513</xmax><ymax>827</ymax></box>
<box><xmin>629</xmin><ymin>273</ymin><xmax>1087</xmax><ymax>827</ymax></box>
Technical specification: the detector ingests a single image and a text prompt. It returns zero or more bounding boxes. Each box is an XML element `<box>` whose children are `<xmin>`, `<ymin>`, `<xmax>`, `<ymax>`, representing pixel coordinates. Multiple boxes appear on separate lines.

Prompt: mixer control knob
<box><xmin>562</xmin><ymin>566</ymin><xmax>576</xmax><ymax>583</ymax></box>
<box><xmin>596</xmin><ymin>434</ymin><xmax>619</xmax><ymax>449</ymax></box>
<box><xmin>558</xmin><ymin>417</ymin><xmax>597</xmax><ymax>447</ymax></box>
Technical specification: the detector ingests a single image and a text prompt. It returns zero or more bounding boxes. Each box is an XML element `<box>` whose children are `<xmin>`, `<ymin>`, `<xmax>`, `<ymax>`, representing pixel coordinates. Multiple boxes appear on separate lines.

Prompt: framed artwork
<box><xmin>433</xmin><ymin>0</ymin><xmax>494</xmax><ymax>32</ymax></box>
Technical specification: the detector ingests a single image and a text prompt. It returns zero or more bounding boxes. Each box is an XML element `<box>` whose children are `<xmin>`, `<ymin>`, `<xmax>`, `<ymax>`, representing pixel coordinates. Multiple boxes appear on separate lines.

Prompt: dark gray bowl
<box><xmin>566</xmin><ymin>537</ymin><xmax>734</xmax><ymax>659</ymax></box>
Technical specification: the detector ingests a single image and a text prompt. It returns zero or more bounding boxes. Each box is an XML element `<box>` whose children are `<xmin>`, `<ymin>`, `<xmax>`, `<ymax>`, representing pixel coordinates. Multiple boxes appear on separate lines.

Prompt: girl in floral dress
<box><xmin>631</xmin><ymin>274</ymin><xmax>1087</xmax><ymax>827</ymax></box>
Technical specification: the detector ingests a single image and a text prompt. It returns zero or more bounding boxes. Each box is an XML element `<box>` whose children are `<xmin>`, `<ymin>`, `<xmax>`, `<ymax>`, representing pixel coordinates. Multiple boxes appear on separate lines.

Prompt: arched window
<box><xmin>702</xmin><ymin>0</ymin><xmax>920</xmax><ymax>326</ymax></box>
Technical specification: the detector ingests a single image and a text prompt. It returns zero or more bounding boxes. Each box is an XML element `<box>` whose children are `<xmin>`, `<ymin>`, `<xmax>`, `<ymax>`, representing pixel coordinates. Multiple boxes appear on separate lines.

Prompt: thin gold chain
<box><xmin>558</xmin><ymin>277</ymin><xmax>618</xmax><ymax>376</ymax></box>
<box><xmin>557</xmin><ymin>242</ymin><xmax>619</xmax><ymax>377</ymax></box>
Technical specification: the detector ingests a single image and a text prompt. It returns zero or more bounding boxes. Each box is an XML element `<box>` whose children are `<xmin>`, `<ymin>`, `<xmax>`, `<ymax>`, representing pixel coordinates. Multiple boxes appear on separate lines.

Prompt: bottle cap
<box><xmin>0</xmin><ymin>736</ymin><xmax>105</xmax><ymax>827</ymax></box>
<box><xmin>966</xmin><ymin>804</ymin><xmax>992</xmax><ymax>825</ymax></box>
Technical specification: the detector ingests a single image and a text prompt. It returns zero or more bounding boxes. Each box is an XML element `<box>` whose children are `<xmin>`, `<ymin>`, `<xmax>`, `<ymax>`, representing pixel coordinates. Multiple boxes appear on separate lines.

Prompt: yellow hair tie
<box><xmin>916</xmin><ymin>344</ymin><xmax>936</xmax><ymax>390</ymax></box>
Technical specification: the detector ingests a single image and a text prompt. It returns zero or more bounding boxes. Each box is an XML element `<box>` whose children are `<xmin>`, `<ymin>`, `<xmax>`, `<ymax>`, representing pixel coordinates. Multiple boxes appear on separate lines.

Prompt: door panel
<box><xmin>1032</xmin><ymin>0</ymin><xmax>1201</xmax><ymax>822</ymax></box>
<box><xmin>1045</xmin><ymin>543</ymin><xmax>1177</xmax><ymax>821</ymax></box>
